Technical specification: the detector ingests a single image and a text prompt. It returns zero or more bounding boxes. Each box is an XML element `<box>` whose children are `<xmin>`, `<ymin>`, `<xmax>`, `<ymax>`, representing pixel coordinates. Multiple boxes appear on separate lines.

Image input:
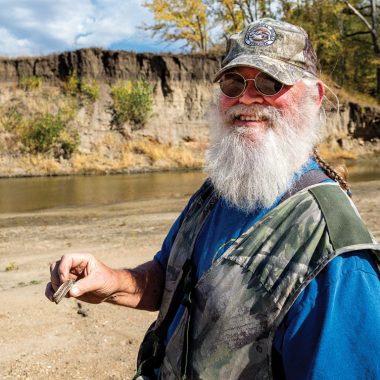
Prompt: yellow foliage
<box><xmin>143</xmin><ymin>0</ymin><xmax>208</xmax><ymax>52</ymax></box>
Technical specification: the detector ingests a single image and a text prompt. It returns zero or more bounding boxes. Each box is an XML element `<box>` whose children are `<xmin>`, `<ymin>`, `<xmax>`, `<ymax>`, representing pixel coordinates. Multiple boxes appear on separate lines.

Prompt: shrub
<box><xmin>0</xmin><ymin>106</ymin><xmax>23</xmax><ymax>131</ymax></box>
<box><xmin>81</xmin><ymin>79</ymin><xmax>100</xmax><ymax>102</ymax></box>
<box><xmin>22</xmin><ymin>113</ymin><xmax>65</xmax><ymax>153</ymax></box>
<box><xmin>21</xmin><ymin>113</ymin><xmax>79</xmax><ymax>158</ymax></box>
<box><xmin>64</xmin><ymin>74</ymin><xmax>100</xmax><ymax>103</ymax></box>
<box><xmin>64</xmin><ymin>72</ymin><xmax>80</xmax><ymax>96</ymax></box>
<box><xmin>56</xmin><ymin>129</ymin><xmax>80</xmax><ymax>159</ymax></box>
<box><xmin>19</xmin><ymin>76</ymin><xmax>42</xmax><ymax>91</ymax></box>
<box><xmin>110</xmin><ymin>79</ymin><xmax>153</xmax><ymax>129</ymax></box>
<box><xmin>60</xmin><ymin>100</ymin><xmax>78</xmax><ymax>122</ymax></box>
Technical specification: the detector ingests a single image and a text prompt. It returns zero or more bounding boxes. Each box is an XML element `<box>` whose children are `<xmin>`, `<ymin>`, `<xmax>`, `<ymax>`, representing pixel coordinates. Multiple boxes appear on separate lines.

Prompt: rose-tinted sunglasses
<box><xmin>218</xmin><ymin>71</ymin><xmax>284</xmax><ymax>97</ymax></box>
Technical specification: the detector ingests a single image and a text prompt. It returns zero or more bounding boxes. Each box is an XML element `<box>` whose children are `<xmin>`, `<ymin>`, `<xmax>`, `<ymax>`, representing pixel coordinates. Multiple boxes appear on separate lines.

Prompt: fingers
<box><xmin>47</xmin><ymin>253</ymin><xmax>94</xmax><ymax>302</ymax></box>
<box><xmin>45</xmin><ymin>282</ymin><xmax>54</xmax><ymax>302</ymax></box>
<box><xmin>69</xmin><ymin>277</ymin><xmax>93</xmax><ymax>298</ymax></box>
<box><xmin>58</xmin><ymin>253</ymin><xmax>91</xmax><ymax>282</ymax></box>
<box><xmin>47</xmin><ymin>253</ymin><xmax>116</xmax><ymax>304</ymax></box>
<box><xmin>49</xmin><ymin>261</ymin><xmax>61</xmax><ymax>292</ymax></box>
<box><xmin>50</xmin><ymin>253</ymin><xmax>92</xmax><ymax>283</ymax></box>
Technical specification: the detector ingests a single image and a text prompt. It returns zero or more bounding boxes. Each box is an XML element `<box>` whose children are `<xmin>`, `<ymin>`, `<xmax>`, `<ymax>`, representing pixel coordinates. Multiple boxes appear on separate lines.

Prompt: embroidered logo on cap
<box><xmin>244</xmin><ymin>23</ymin><xmax>276</xmax><ymax>47</ymax></box>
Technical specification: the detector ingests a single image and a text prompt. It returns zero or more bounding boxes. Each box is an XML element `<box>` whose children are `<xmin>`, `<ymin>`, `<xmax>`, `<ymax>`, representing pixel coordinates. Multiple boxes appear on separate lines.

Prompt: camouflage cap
<box><xmin>214</xmin><ymin>18</ymin><xmax>317</xmax><ymax>85</ymax></box>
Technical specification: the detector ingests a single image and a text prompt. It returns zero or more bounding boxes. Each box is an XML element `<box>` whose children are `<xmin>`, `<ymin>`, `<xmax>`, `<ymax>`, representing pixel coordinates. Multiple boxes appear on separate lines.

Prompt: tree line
<box><xmin>143</xmin><ymin>0</ymin><xmax>380</xmax><ymax>101</ymax></box>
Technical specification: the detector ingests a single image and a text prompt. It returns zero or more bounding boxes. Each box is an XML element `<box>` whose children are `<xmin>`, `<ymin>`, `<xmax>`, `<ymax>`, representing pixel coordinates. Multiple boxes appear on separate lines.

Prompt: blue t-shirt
<box><xmin>154</xmin><ymin>159</ymin><xmax>380</xmax><ymax>379</ymax></box>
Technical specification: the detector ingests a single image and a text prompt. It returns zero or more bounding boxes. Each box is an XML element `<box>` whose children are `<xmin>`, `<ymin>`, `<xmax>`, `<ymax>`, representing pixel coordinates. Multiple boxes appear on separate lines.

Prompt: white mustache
<box><xmin>220</xmin><ymin>104</ymin><xmax>282</xmax><ymax>124</ymax></box>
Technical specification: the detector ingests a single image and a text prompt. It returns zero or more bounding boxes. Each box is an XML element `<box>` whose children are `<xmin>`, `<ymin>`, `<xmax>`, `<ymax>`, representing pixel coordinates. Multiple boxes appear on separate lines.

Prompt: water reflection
<box><xmin>0</xmin><ymin>160</ymin><xmax>378</xmax><ymax>214</ymax></box>
<box><xmin>0</xmin><ymin>171</ymin><xmax>207</xmax><ymax>213</ymax></box>
<box><xmin>346</xmin><ymin>160</ymin><xmax>380</xmax><ymax>183</ymax></box>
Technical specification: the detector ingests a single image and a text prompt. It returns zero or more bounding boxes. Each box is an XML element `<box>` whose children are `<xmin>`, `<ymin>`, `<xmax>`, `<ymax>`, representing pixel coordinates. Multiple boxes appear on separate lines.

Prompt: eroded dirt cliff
<box><xmin>0</xmin><ymin>48</ymin><xmax>379</xmax><ymax>177</ymax></box>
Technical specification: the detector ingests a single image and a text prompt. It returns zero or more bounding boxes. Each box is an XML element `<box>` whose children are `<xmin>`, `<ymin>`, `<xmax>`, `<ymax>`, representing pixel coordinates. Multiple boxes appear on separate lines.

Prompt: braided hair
<box><xmin>313</xmin><ymin>148</ymin><xmax>352</xmax><ymax>196</ymax></box>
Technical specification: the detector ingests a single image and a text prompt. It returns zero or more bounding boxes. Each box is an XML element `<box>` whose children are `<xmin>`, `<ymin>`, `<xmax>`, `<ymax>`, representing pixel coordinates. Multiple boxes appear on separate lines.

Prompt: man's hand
<box><xmin>46</xmin><ymin>253</ymin><xmax>165</xmax><ymax>310</ymax></box>
<box><xmin>46</xmin><ymin>253</ymin><xmax>120</xmax><ymax>304</ymax></box>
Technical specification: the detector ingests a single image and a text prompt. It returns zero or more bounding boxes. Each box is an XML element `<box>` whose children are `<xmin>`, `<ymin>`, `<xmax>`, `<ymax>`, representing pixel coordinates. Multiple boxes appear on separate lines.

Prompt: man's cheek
<box><xmin>219</xmin><ymin>95</ymin><xmax>238</xmax><ymax>110</ymax></box>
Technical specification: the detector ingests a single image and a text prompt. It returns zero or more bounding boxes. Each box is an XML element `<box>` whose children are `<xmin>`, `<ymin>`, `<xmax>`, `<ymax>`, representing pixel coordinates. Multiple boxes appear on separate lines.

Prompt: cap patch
<box><xmin>244</xmin><ymin>23</ymin><xmax>276</xmax><ymax>47</ymax></box>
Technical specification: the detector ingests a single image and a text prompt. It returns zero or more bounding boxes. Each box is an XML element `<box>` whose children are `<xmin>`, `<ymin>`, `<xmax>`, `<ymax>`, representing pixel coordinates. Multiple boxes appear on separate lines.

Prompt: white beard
<box><xmin>205</xmin><ymin>95</ymin><xmax>322</xmax><ymax>212</ymax></box>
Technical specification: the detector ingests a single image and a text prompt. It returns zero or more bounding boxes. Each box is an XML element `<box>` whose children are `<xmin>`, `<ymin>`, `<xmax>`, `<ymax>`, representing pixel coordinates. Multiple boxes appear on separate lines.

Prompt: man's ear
<box><xmin>316</xmin><ymin>80</ymin><xmax>325</xmax><ymax>106</ymax></box>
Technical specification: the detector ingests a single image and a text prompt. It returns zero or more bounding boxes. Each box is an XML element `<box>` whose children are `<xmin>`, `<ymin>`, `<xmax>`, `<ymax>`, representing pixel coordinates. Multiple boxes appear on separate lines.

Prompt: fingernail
<box><xmin>71</xmin><ymin>286</ymin><xmax>80</xmax><ymax>296</ymax></box>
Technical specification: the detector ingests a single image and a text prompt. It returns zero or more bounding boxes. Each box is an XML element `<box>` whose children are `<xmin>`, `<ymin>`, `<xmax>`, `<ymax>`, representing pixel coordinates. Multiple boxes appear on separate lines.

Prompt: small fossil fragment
<box><xmin>53</xmin><ymin>279</ymin><xmax>76</xmax><ymax>304</ymax></box>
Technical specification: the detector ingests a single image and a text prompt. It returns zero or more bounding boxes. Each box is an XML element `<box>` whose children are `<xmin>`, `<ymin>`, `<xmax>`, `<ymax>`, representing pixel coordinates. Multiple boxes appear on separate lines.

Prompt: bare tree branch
<box><xmin>345</xmin><ymin>31</ymin><xmax>371</xmax><ymax>37</ymax></box>
<box><xmin>343</xmin><ymin>0</ymin><xmax>372</xmax><ymax>30</ymax></box>
<box><xmin>244</xmin><ymin>0</ymin><xmax>255</xmax><ymax>22</ymax></box>
<box><xmin>357</xmin><ymin>5</ymin><xmax>380</xmax><ymax>11</ymax></box>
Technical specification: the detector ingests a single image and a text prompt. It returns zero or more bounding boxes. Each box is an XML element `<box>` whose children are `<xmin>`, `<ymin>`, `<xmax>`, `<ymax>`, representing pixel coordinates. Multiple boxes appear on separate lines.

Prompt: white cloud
<box><xmin>0</xmin><ymin>27</ymin><xmax>32</xmax><ymax>56</ymax></box>
<box><xmin>0</xmin><ymin>0</ymin><xmax>157</xmax><ymax>57</ymax></box>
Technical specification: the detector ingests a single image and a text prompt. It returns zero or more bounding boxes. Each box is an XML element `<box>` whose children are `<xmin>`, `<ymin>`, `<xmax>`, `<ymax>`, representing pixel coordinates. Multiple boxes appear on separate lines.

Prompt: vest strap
<box><xmin>281</xmin><ymin>169</ymin><xmax>330</xmax><ymax>202</ymax></box>
<box><xmin>309</xmin><ymin>185</ymin><xmax>373</xmax><ymax>249</ymax></box>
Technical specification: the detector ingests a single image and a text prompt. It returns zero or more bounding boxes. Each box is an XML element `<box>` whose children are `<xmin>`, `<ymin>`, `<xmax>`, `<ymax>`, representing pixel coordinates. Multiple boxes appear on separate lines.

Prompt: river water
<box><xmin>0</xmin><ymin>160</ymin><xmax>379</xmax><ymax>214</ymax></box>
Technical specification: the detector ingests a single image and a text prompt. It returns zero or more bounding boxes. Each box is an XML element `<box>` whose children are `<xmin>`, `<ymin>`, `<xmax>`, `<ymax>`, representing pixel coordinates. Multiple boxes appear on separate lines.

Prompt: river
<box><xmin>0</xmin><ymin>159</ymin><xmax>379</xmax><ymax>213</ymax></box>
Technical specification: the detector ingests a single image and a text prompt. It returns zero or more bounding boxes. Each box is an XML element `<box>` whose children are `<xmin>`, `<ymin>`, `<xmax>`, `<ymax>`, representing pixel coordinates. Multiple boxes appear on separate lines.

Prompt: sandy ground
<box><xmin>0</xmin><ymin>181</ymin><xmax>379</xmax><ymax>380</ymax></box>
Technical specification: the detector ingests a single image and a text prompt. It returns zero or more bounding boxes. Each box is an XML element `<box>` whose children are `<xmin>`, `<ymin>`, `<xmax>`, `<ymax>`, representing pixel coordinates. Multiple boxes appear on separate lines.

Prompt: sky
<box><xmin>0</xmin><ymin>0</ymin><xmax>182</xmax><ymax>57</ymax></box>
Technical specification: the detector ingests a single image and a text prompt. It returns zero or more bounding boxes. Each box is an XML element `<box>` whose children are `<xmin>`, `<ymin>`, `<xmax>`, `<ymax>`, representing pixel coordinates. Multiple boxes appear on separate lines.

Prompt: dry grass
<box><xmin>321</xmin><ymin>74</ymin><xmax>380</xmax><ymax>109</ymax></box>
<box><xmin>0</xmin><ymin>138</ymin><xmax>205</xmax><ymax>177</ymax></box>
<box><xmin>19</xmin><ymin>154</ymin><xmax>66</xmax><ymax>175</ymax></box>
<box><xmin>126</xmin><ymin>140</ymin><xmax>204</xmax><ymax>169</ymax></box>
<box><xmin>69</xmin><ymin>139</ymin><xmax>202</xmax><ymax>174</ymax></box>
<box><xmin>70</xmin><ymin>153</ymin><xmax>115</xmax><ymax>174</ymax></box>
<box><xmin>336</xmin><ymin>89</ymin><xmax>380</xmax><ymax>109</ymax></box>
<box><xmin>317</xmin><ymin>142</ymin><xmax>358</xmax><ymax>161</ymax></box>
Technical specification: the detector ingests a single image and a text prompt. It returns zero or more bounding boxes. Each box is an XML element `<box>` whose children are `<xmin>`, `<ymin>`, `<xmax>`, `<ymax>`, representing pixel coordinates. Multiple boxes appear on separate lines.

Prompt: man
<box><xmin>47</xmin><ymin>19</ymin><xmax>380</xmax><ymax>379</ymax></box>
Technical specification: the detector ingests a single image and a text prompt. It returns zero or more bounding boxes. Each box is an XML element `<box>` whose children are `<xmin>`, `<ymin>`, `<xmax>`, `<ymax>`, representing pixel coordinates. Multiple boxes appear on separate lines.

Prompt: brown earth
<box><xmin>0</xmin><ymin>181</ymin><xmax>379</xmax><ymax>379</ymax></box>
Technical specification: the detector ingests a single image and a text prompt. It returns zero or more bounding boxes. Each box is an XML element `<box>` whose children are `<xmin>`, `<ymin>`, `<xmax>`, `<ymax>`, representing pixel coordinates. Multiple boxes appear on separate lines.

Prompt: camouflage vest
<box><xmin>141</xmin><ymin>181</ymin><xmax>380</xmax><ymax>380</ymax></box>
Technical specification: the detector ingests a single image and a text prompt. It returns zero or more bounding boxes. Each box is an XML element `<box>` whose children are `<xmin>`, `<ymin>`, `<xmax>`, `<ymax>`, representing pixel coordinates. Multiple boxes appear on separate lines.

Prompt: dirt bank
<box><xmin>0</xmin><ymin>180</ymin><xmax>379</xmax><ymax>379</ymax></box>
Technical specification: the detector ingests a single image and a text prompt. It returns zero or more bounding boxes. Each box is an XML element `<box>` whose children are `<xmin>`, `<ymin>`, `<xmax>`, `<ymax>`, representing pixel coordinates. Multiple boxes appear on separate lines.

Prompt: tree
<box><xmin>143</xmin><ymin>0</ymin><xmax>209</xmax><ymax>52</ymax></box>
<box><xmin>207</xmin><ymin>0</ymin><xmax>274</xmax><ymax>37</ymax></box>
<box><xmin>143</xmin><ymin>0</ymin><xmax>276</xmax><ymax>53</ymax></box>
<box><xmin>342</xmin><ymin>0</ymin><xmax>380</xmax><ymax>99</ymax></box>
<box><xmin>281</xmin><ymin>0</ymin><xmax>379</xmax><ymax>100</ymax></box>
<box><xmin>143</xmin><ymin>0</ymin><xmax>379</xmax><ymax>101</ymax></box>
<box><xmin>282</xmin><ymin>0</ymin><xmax>346</xmax><ymax>76</ymax></box>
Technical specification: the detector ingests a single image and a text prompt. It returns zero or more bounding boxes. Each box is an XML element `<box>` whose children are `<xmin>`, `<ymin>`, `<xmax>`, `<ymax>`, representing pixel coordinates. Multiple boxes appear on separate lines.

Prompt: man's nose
<box><xmin>238</xmin><ymin>81</ymin><xmax>264</xmax><ymax>105</ymax></box>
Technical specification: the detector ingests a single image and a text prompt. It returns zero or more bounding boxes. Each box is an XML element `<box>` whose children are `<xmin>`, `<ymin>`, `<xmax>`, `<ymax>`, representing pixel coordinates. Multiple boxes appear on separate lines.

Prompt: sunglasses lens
<box><xmin>219</xmin><ymin>73</ymin><xmax>245</xmax><ymax>97</ymax></box>
<box><xmin>255</xmin><ymin>72</ymin><xmax>283</xmax><ymax>95</ymax></box>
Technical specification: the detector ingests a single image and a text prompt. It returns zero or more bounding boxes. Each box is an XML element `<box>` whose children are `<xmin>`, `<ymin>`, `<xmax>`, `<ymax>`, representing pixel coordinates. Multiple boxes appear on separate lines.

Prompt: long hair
<box><xmin>313</xmin><ymin>148</ymin><xmax>352</xmax><ymax>195</ymax></box>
